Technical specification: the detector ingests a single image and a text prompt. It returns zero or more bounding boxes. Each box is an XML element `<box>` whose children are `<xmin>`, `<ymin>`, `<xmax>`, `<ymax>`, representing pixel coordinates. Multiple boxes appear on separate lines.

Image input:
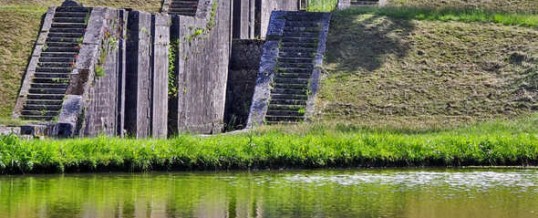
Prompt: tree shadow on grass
<box><xmin>325</xmin><ymin>8</ymin><xmax>414</xmax><ymax>73</ymax></box>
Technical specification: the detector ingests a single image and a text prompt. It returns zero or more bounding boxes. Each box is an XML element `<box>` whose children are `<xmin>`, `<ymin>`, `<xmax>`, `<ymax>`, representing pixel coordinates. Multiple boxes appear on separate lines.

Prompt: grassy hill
<box><xmin>317</xmin><ymin>6</ymin><xmax>538</xmax><ymax>130</ymax></box>
<box><xmin>388</xmin><ymin>0</ymin><xmax>538</xmax><ymax>13</ymax></box>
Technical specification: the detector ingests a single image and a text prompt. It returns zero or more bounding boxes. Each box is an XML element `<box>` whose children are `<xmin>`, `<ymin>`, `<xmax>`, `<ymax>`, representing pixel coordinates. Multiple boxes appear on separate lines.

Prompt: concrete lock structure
<box><xmin>13</xmin><ymin>0</ymin><xmax>333</xmax><ymax>138</ymax></box>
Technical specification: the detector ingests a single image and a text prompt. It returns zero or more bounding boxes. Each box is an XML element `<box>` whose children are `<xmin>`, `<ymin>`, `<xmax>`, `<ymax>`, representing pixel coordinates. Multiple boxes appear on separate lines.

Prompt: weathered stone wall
<box><xmin>125</xmin><ymin>11</ymin><xmax>170</xmax><ymax>138</ymax></box>
<box><xmin>225</xmin><ymin>39</ymin><xmax>263</xmax><ymax>130</ymax></box>
<box><xmin>246</xmin><ymin>12</ymin><xmax>283</xmax><ymax>127</ymax></box>
<box><xmin>260</xmin><ymin>0</ymin><xmax>299</xmax><ymax>38</ymax></box>
<box><xmin>169</xmin><ymin>0</ymin><xmax>232</xmax><ymax>134</ymax></box>
<box><xmin>233</xmin><ymin>0</ymin><xmax>300</xmax><ymax>39</ymax></box>
<box><xmin>52</xmin><ymin>7</ymin><xmax>126</xmax><ymax>137</ymax></box>
<box><xmin>232</xmin><ymin>0</ymin><xmax>256</xmax><ymax>39</ymax></box>
<box><xmin>80</xmin><ymin>8</ymin><xmax>127</xmax><ymax>137</ymax></box>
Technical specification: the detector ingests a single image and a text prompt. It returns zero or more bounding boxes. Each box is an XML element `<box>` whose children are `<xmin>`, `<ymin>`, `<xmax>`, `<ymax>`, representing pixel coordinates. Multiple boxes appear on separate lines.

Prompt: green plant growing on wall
<box><xmin>185</xmin><ymin>1</ymin><xmax>219</xmax><ymax>43</ymax></box>
<box><xmin>95</xmin><ymin>29</ymin><xmax>118</xmax><ymax>78</ymax></box>
<box><xmin>298</xmin><ymin>107</ymin><xmax>306</xmax><ymax>116</ymax></box>
<box><xmin>168</xmin><ymin>39</ymin><xmax>179</xmax><ymax>97</ymax></box>
<box><xmin>84</xmin><ymin>13</ymin><xmax>90</xmax><ymax>25</ymax></box>
<box><xmin>95</xmin><ymin>65</ymin><xmax>105</xmax><ymax>77</ymax></box>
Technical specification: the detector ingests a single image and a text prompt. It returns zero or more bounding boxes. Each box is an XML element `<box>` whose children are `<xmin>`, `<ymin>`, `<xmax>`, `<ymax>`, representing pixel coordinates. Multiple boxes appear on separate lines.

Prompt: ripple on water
<box><xmin>284</xmin><ymin>170</ymin><xmax>538</xmax><ymax>192</ymax></box>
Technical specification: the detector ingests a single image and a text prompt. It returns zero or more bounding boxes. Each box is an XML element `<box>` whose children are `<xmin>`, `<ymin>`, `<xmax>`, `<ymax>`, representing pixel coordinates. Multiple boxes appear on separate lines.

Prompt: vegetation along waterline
<box><xmin>0</xmin><ymin>115</ymin><xmax>537</xmax><ymax>174</ymax></box>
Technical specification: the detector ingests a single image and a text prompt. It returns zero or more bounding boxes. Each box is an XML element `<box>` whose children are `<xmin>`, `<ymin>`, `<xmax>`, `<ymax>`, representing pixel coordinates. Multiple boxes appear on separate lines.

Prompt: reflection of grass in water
<box><xmin>1</xmin><ymin>170</ymin><xmax>538</xmax><ymax>218</ymax></box>
<box><xmin>0</xmin><ymin>115</ymin><xmax>537</xmax><ymax>173</ymax></box>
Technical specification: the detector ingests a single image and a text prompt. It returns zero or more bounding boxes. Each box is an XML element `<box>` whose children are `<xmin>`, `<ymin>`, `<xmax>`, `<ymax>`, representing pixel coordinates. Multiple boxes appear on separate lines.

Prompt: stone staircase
<box><xmin>166</xmin><ymin>0</ymin><xmax>199</xmax><ymax>16</ymax></box>
<box><xmin>263</xmin><ymin>12</ymin><xmax>330</xmax><ymax>124</ymax></box>
<box><xmin>19</xmin><ymin>6</ymin><xmax>91</xmax><ymax>121</ymax></box>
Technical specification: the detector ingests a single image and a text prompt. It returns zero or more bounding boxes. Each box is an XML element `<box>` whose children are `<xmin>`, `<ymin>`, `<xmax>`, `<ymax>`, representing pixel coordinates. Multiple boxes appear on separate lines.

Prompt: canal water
<box><xmin>0</xmin><ymin>169</ymin><xmax>537</xmax><ymax>218</ymax></box>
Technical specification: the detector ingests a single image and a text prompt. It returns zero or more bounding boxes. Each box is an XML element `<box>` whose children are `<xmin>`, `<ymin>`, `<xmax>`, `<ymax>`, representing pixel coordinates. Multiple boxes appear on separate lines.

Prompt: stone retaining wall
<box><xmin>225</xmin><ymin>39</ymin><xmax>263</xmax><ymax>130</ymax></box>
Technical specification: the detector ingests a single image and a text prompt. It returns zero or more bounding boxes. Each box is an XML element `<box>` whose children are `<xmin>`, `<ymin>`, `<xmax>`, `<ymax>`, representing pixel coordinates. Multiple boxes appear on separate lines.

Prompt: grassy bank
<box><xmin>0</xmin><ymin>115</ymin><xmax>537</xmax><ymax>174</ymax></box>
<box><xmin>319</xmin><ymin>7</ymin><xmax>538</xmax><ymax>130</ymax></box>
<box><xmin>340</xmin><ymin>6</ymin><xmax>538</xmax><ymax>28</ymax></box>
<box><xmin>387</xmin><ymin>0</ymin><xmax>538</xmax><ymax>14</ymax></box>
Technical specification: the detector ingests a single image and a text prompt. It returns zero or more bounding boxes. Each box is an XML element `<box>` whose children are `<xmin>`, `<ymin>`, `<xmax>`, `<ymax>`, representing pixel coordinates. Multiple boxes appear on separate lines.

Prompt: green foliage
<box><xmin>185</xmin><ymin>1</ymin><xmax>219</xmax><ymax>43</ymax></box>
<box><xmin>168</xmin><ymin>39</ymin><xmax>179</xmax><ymax>97</ymax></box>
<box><xmin>95</xmin><ymin>65</ymin><xmax>105</xmax><ymax>77</ymax></box>
<box><xmin>206</xmin><ymin>1</ymin><xmax>218</xmax><ymax>31</ymax></box>
<box><xmin>0</xmin><ymin>116</ymin><xmax>537</xmax><ymax>174</ymax></box>
<box><xmin>307</xmin><ymin>0</ymin><xmax>338</xmax><ymax>12</ymax></box>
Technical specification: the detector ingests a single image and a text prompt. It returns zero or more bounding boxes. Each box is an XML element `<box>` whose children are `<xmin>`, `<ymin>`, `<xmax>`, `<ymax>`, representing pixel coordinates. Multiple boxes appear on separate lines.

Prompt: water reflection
<box><xmin>0</xmin><ymin>169</ymin><xmax>537</xmax><ymax>218</ymax></box>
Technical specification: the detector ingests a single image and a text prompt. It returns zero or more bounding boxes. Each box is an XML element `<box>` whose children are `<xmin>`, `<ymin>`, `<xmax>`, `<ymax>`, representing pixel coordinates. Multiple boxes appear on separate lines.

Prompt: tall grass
<box><xmin>0</xmin><ymin>116</ymin><xmax>537</xmax><ymax>174</ymax></box>
<box><xmin>307</xmin><ymin>0</ymin><xmax>338</xmax><ymax>12</ymax></box>
<box><xmin>337</xmin><ymin>6</ymin><xmax>538</xmax><ymax>28</ymax></box>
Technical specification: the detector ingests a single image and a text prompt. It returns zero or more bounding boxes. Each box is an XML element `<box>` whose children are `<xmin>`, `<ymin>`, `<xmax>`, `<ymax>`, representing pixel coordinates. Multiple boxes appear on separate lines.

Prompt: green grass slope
<box><xmin>318</xmin><ymin>9</ymin><xmax>538</xmax><ymax>129</ymax></box>
<box><xmin>0</xmin><ymin>1</ymin><xmax>161</xmax><ymax>121</ymax></box>
<box><xmin>388</xmin><ymin>0</ymin><xmax>538</xmax><ymax>13</ymax></box>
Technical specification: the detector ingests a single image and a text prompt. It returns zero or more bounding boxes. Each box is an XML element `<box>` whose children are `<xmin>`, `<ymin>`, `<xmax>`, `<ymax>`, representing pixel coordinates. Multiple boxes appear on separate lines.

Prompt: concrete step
<box><xmin>271</xmin><ymin>87</ymin><xmax>307</xmax><ymax>95</ymax></box>
<box><xmin>53</xmin><ymin>17</ymin><xmax>86</xmax><ymax>24</ymax></box>
<box><xmin>269</xmin><ymin>104</ymin><xmax>305</xmax><ymax>111</ymax></box>
<box><xmin>51</xmin><ymin>23</ymin><xmax>86</xmax><ymax>29</ymax></box>
<box><xmin>270</xmin><ymin>93</ymin><xmax>308</xmax><ymax>100</ymax></box>
<box><xmin>279</xmin><ymin>46</ymin><xmax>318</xmax><ymax>53</ymax></box>
<box><xmin>35</xmin><ymin>67</ymin><xmax>72</xmax><ymax>73</ymax></box>
<box><xmin>266</xmin><ymin>109</ymin><xmax>303</xmax><ymax>117</ymax></box>
<box><xmin>44</xmin><ymin>43</ymin><xmax>80</xmax><ymax>48</ymax></box>
<box><xmin>278</xmin><ymin>47</ymin><xmax>318</xmax><ymax>55</ymax></box>
<box><xmin>31</xmin><ymin>83</ymin><xmax>69</xmax><ymax>89</ymax></box>
<box><xmin>38</xmin><ymin>62</ymin><xmax>73</xmax><ymax>68</ymax></box>
<box><xmin>43</xmin><ymin>46</ymin><xmax>79</xmax><ymax>53</ymax></box>
<box><xmin>23</xmin><ymin>104</ymin><xmax>63</xmax><ymax>111</ymax></box>
<box><xmin>20</xmin><ymin>115</ymin><xmax>56</xmax><ymax>121</ymax></box>
<box><xmin>49</xmin><ymin>27</ymin><xmax>86</xmax><ymax>33</ymax></box>
<box><xmin>33</xmin><ymin>77</ymin><xmax>71</xmax><ymax>84</ymax></box>
<box><xmin>278</xmin><ymin>67</ymin><xmax>313</xmax><ymax>74</ymax></box>
<box><xmin>47</xmin><ymin>32</ymin><xmax>85</xmax><ymax>39</ymax></box>
<box><xmin>285</xmin><ymin>21</ymin><xmax>321</xmax><ymax>27</ymax></box>
<box><xmin>39</xmin><ymin>57</ymin><xmax>76</xmax><ymax>63</ymax></box>
<box><xmin>270</xmin><ymin>98</ymin><xmax>307</xmax><ymax>105</ymax></box>
<box><xmin>281</xmin><ymin>42</ymin><xmax>318</xmax><ymax>48</ymax></box>
<box><xmin>273</xmin><ymin>83</ymin><xmax>309</xmax><ymax>90</ymax></box>
<box><xmin>278</xmin><ymin>62</ymin><xmax>313</xmax><ymax>69</ymax></box>
<box><xmin>278</xmin><ymin>57</ymin><xmax>313</xmax><ymax>64</ymax></box>
<box><xmin>34</xmin><ymin>73</ymin><xmax>71</xmax><ymax>79</ymax></box>
<box><xmin>283</xmin><ymin>32</ymin><xmax>320</xmax><ymax>38</ymax></box>
<box><xmin>26</xmin><ymin>94</ymin><xmax>65</xmax><ymax>100</ymax></box>
<box><xmin>283</xmin><ymin>26</ymin><xmax>320</xmax><ymax>32</ymax></box>
<box><xmin>47</xmin><ymin>37</ymin><xmax>81</xmax><ymax>43</ymax></box>
<box><xmin>28</xmin><ymin>87</ymin><xmax>67</xmax><ymax>95</ymax></box>
<box><xmin>275</xmin><ymin>72</ymin><xmax>311</xmax><ymax>79</ymax></box>
<box><xmin>56</xmin><ymin>7</ymin><xmax>90</xmax><ymax>13</ymax></box>
<box><xmin>274</xmin><ymin>77</ymin><xmax>309</xmax><ymax>85</ymax></box>
<box><xmin>21</xmin><ymin>110</ymin><xmax>59</xmax><ymax>117</ymax></box>
<box><xmin>281</xmin><ymin>37</ymin><xmax>319</xmax><ymax>44</ymax></box>
<box><xmin>350</xmin><ymin>0</ymin><xmax>379</xmax><ymax>6</ymax></box>
<box><xmin>265</xmin><ymin>115</ymin><xmax>304</xmax><ymax>123</ymax></box>
<box><xmin>40</xmin><ymin>52</ymin><xmax>78</xmax><ymax>58</ymax></box>
<box><xmin>26</xmin><ymin>99</ymin><xmax>64</xmax><ymax>106</ymax></box>
<box><xmin>54</xmin><ymin>12</ymin><xmax>88</xmax><ymax>18</ymax></box>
